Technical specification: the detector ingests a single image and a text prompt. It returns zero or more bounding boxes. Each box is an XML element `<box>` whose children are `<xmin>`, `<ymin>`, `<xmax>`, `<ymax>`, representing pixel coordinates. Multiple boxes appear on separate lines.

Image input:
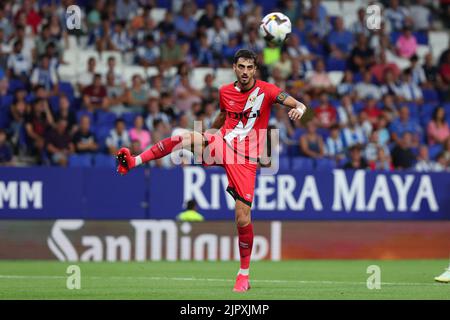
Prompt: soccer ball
<box><xmin>259</xmin><ymin>12</ymin><xmax>292</xmax><ymax>44</ymax></box>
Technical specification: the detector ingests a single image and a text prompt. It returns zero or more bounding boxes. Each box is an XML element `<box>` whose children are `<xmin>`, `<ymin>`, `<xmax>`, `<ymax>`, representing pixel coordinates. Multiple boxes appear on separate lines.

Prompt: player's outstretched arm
<box><xmin>275</xmin><ymin>92</ymin><xmax>307</xmax><ymax>121</ymax></box>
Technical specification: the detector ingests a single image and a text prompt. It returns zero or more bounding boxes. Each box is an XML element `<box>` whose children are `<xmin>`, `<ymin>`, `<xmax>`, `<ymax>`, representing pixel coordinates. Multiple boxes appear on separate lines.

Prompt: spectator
<box><xmin>73</xmin><ymin>115</ymin><xmax>98</xmax><ymax>154</ymax></box>
<box><xmin>106</xmin><ymin>71</ymin><xmax>127</xmax><ymax>116</ymax></box>
<box><xmin>363</xmin><ymin>96</ymin><xmax>382</xmax><ymax>127</ymax></box>
<box><xmin>45</xmin><ymin>118</ymin><xmax>74</xmax><ymax>167</ymax></box>
<box><xmin>7</xmin><ymin>40</ymin><xmax>31</xmax><ymax>82</ymax></box>
<box><xmin>344</xmin><ymin>144</ymin><xmax>368</xmax><ymax>169</ymax></box>
<box><xmin>355</xmin><ymin>71</ymin><xmax>382</xmax><ymax>100</ymax></box>
<box><xmin>337</xmin><ymin>70</ymin><xmax>355</xmax><ymax>98</ymax></box>
<box><xmin>381</xmin><ymin>94</ymin><xmax>400</xmax><ymax>122</ymax></box>
<box><xmin>106</xmin><ymin>118</ymin><xmax>130</xmax><ymax>155</ymax></box>
<box><xmin>396</xmin><ymin>26</ymin><xmax>418</xmax><ymax>59</ymax></box>
<box><xmin>83</xmin><ymin>74</ymin><xmax>108</xmax><ymax>112</ymax></box>
<box><xmin>115</xmin><ymin>0</ymin><xmax>138</xmax><ymax>22</ymax></box>
<box><xmin>307</xmin><ymin>59</ymin><xmax>334</xmax><ymax>95</ymax></box>
<box><xmin>423</xmin><ymin>52</ymin><xmax>440</xmax><ymax>85</ymax></box>
<box><xmin>77</xmin><ymin>57</ymin><xmax>97</xmax><ymax>93</ymax></box>
<box><xmin>129</xmin><ymin>114</ymin><xmax>151</xmax><ymax>152</ymax></box>
<box><xmin>380</xmin><ymin>68</ymin><xmax>402</xmax><ymax>97</ymax></box>
<box><xmin>397</xmin><ymin>69</ymin><xmax>423</xmax><ymax>103</ymax></box>
<box><xmin>342</xmin><ymin>115</ymin><xmax>366</xmax><ymax>148</ymax></box>
<box><xmin>365</xmin><ymin>130</ymin><xmax>389</xmax><ymax>162</ymax></box>
<box><xmin>174</xmin><ymin>3</ymin><xmax>197</xmax><ymax>42</ymax></box>
<box><xmin>201</xmin><ymin>73</ymin><xmax>218</xmax><ymax>102</ymax></box>
<box><xmin>327</xmin><ymin>16</ymin><xmax>354</xmax><ymax>59</ymax></box>
<box><xmin>125</xmin><ymin>74</ymin><xmax>148</xmax><ymax>113</ymax></box>
<box><xmin>286</xmin><ymin>34</ymin><xmax>314</xmax><ymax>77</ymax></box>
<box><xmin>390</xmin><ymin>106</ymin><xmax>422</xmax><ymax>146</ymax></box>
<box><xmin>351</xmin><ymin>7</ymin><xmax>370</xmax><ymax>36</ymax></box>
<box><xmin>54</xmin><ymin>94</ymin><xmax>77</xmax><ymax>135</ymax></box>
<box><xmin>110</xmin><ymin>21</ymin><xmax>132</xmax><ymax>53</ymax></box>
<box><xmin>157</xmin><ymin>11</ymin><xmax>175</xmax><ymax>35</ymax></box>
<box><xmin>371</xmin><ymin>51</ymin><xmax>400</xmax><ymax>84</ymax></box>
<box><xmin>104</xmin><ymin>56</ymin><xmax>123</xmax><ymax>86</ymax></box>
<box><xmin>197</xmin><ymin>2</ymin><xmax>217</xmax><ymax>32</ymax></box>
<box><xmin>415</xmin><ymin>145</ymin><xmax>440</xmax><ymax>171</ymax></box>
<box><xmin>369</xmin><ymin>146</ymin><xmax>394</xmax><ymax>171</ymax></box>
<box><xmin>223</xmin><ymin>5</ymin><xmax>242</xmax><ymax>36</ymax></box>
<box><xmin>336</xmin><ymin>95</ymin><xmax>355</xmax><ymax>127</ymax></box>
<box><xmin>348</xmin><ymin>34</ymin><xmax>375</xmax><ymax>73</ymax></box>
<box><xmin>409</xmin><ymin>0</ymin><xmax>431</xmax><ymax>31</ymax></box>
<box><xmin>314</xmin><ymin>93</ymin><xmax>337</xmax><ymax>129</ymax></box>
<box><xmin>435</xmin><ymin>152</ymin><xmax>449</xmax><ymax>171</ymax></box>
<box><xmin>300</xmin><ymin>120</ymin><xmax>325</xmax><ymax>159</ymax></box>
<box><xmin>195</xmin><ymin>34</ymin><xmax>214</xmax><ymax>67</ymax></box>
<box><xmin>273</xmin><ymin>51</ymin><xmax>293</xmax><ymax>80</ymax></box>
<box><xmin>207</xmin><ymin>17</ymin><xmax>229</xmax><ymax>63</ymax></box>
<box><xmin>144</xmin><ymin>97</ymin><xmax>170</xmax><ymax>131</ymax></box>
<box><xmin>325</xmin><ymin>124</ymin><xmax>345</xmax><ymax>162</ymax></box>
<box><xmin>427</xmin><ymin>106</ymin><xmax>450</xmax><ymax>145</ymax></box>
<box><xmin>30</xmin><ymin>55</ymin><xmax>57</xmax><ymax>95</ymax></box>
<box><xmin>160</xmin><ymin>33</ymin><xmax>183</xmax><ymax>67</ymax></box>
<box><xmin>377</xmin><ymin>116</ymin><xmax>391</xmax><ymax>146</ymax></box>
<box><xmin>136</xmin><ymin>34</ymin><xmax>160</xmax><ymax>68</ymax></box>
<box><xmin>391</xmin><ymin>132</ymin><xmax>416</xmax><ymax>169</ymax></box>
<box><xmin>7</xmin><ymin>100</ymin><xmax>28</xmax><ymax>154</ymax></box>
<box><xmin>25</xmin><ymin>98</ymin><xmax>54</xmax><ymax>156</ymax></box>
<box><xmin>203</xmin><ymin>100</ymin><xmax>219</xmax><ymax>129</ymax></box>
<box><xmin>409</xmin><ymin>54</ymin><xmax>427</xmax><ymax>86</ymax></box>
<box><xmin>243</xmin><ymin>28</ymin><xmax>264</xmax><ymax>55</ymax></box>
<box><xmin>174</xmin><ymin>75</ymin><xmax>202</xmax><ymax>113</ymax></box>
<box><xmin>0</xmin><ymin>128</ymin><xmax>13</xmax><ymax>165</ymax></box>
<box><xmin>385</xmin><ymin>0</ymin><xmax>410</xmax><ymax>31</ymax></box>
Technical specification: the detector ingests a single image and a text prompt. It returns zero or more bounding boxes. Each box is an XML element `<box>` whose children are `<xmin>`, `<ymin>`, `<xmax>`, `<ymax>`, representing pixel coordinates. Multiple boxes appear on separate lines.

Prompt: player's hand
<box><xmin>288</xmin><ymin>106</ymin><xmax>306</xmax><ymax>121</ymax></box>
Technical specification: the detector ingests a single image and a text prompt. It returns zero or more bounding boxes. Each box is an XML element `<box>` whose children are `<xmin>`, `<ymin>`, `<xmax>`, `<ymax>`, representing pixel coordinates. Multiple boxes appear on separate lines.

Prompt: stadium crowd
<box><xmin>0</xmin><ymin>0</ymin><xmax>450</xmax><ymax>172</ymax></box>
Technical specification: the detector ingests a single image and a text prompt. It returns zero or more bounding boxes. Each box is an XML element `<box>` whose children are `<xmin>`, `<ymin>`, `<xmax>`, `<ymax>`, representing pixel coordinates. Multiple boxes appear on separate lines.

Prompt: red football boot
<box><xmin>116</xmin><ymin>147</ymin><xmax>136</xmax><ymax>175</ymax></box>
<box><xmin>233</xmin><ymin>274</ymin><xmax>251</xmax><ymax>292</ymax></box>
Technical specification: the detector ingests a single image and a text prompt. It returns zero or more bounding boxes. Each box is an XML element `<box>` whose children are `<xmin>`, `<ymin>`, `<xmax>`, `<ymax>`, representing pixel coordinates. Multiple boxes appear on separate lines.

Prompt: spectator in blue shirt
<box><xmin>174</xmin><ymin>3</ymin><xmax>197</xmax><ymax>42</ymax></box>
<box><xmin>327</xmin><ymin>17</ymin><xmax>354</xmax><ymax>58</ymax></box>
<box><xmin>136</xmin><ymin>35</ymin><xmax>161</xmax><ymax>67</ymax></box>
<box><xmin>389</xmin><ymin>105</ymin><xmax>423</xmax><ymax>147</ymax></box>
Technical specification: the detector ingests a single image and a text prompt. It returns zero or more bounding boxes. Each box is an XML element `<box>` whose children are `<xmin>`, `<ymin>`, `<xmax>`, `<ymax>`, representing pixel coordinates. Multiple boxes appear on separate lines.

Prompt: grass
<box><xmin>0</xmin><ymin>260</ymin><xmax>448</xmax><ymax>300</ymax></box>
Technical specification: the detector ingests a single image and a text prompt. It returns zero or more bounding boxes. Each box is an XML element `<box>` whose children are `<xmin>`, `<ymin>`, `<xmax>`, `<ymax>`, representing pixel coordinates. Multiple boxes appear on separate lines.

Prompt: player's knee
<box><xmin>235</xmin><ymin>207</ymin><xmax>251</xmax><ymax>227</ymax></box>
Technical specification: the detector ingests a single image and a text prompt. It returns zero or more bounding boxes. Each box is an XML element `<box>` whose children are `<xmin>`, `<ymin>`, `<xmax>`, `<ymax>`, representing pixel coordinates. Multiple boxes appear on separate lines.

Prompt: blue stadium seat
<box><xmin>0</xmin><ymin>105</ymin><xmax>11</xmax><ymax>128</ymax></box>
<box><xmin>8</xmin><ymin>79</ymin><xmax>25</xmax><ymax>94</ymax></box>
<box><xmin>315</xmin><ymin>158</ymin><xmax>336</xmax><ymax>170</ymax></box>
<box><xmin>68</xmin><ymin>154</ymin><xmax>93</xmax><ymax>168</ymax></box>
<box><xmin>76</xmin><ymin>110</ymin><xmax>94</xmax><ymax>124</ymax></box>
<box><xmin>93</xmin><ymin>153</ymin><xmax>117</xmax><ymax>168</ymax></box>
<box><xmin>414</xmin><ymin>32</ymin><xmax>428</xmax><ymax>45</ymax></box>
<box><xmin>316</xmin><ymin>127</ymin><xmax>330</xmax><ymax>140</ymax></box>
<box><xmin>49</xmin><ymin>95</ymin><xmax>60</xmax><ymax>113</ymax></box>
<box><xmin>59</xmin><ymin>81</ymin><xmax>75</xmax><ymax>102</ymax></box>
<box><xmin>429</xmin><ymin>144</ymin><xmax>443</xmax><ymax>160</ymax></box>
<box><xmin>326</xmin><ymin>57</ymin><xmax>347</xmax><ymax>71</ymax></box>
<box><xmin>95</xmin><ymin>110</ymin><xmax>116</xmax><ymax>127</ymax></box>
<box><xmin>422</xmin><ymin>88</ymin><xmax>439</xmax><ymax>102</ymax></box>
<box><xmin>291</xmin><ymin>157</ymin><xmax>314</xmax><ymax>171</ymax></box>
<box><xmin>122</xmin><ymin>112</ymin><xmax>137</xmax><ymax>128</ymax></box>
<box><xmin>278</xmin><ymin>156</ymin><xmax>290</xmax><ymax>171</ymax></box>
<box><xmin>390</xmin><ymin>31</ymin><xmax>401</xmax><ymax>44</ymax></box>
<box><xmin>0</xmin><ymin>95</ymin><xmax>13</xmax><ymax>108</ymax></box>
<box><xmin>287</xmin><ymin>144</ymin><xmax>301</xmax><ymax>157</ymax></box>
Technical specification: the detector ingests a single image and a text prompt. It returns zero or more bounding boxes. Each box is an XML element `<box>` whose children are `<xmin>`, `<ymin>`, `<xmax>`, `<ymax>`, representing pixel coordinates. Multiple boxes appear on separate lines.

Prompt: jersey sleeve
<box><xmin>266</xmin><ymin>82</ymin><xmax>283</xmax><ymax>104</ymax></box>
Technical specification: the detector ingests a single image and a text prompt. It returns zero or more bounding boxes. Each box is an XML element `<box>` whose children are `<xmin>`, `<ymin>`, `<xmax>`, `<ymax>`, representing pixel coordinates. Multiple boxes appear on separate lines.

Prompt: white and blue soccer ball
<box><xmin>259</xmin><ymin>12</ymin><xmax>292</xmax><ymax>44</ymax></box>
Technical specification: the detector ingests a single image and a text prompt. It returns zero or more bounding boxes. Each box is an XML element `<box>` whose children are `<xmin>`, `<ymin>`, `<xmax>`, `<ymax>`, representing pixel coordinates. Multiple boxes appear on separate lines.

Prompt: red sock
<box><xmin>237</xmin><ymin>223</ymin><xmax>254</xmax><ymax>270</ymax></box>
<box><xmin>138</xmin><ymin>135</ymin><xmax>183</xmax><ymax>163</ymax></box>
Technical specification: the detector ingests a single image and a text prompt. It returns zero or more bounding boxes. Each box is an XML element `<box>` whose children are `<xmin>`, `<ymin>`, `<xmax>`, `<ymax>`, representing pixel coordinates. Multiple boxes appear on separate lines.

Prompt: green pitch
<box><xmin>0</xmin><ymin>260</ymin><xmax>448</xmax><ymax>300</ymax></box>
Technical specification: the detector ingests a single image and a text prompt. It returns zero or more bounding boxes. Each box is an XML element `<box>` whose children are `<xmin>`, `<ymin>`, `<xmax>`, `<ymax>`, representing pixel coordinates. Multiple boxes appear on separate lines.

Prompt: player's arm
<box><xmin>275</xmin><ymin>91</ymin><xmax>307</xmax><ymax>121</ymax></box>
<box><xmin>211</xmin><ymin>110</ymin><xmax>226</xmax><ymax>129</ymax></box>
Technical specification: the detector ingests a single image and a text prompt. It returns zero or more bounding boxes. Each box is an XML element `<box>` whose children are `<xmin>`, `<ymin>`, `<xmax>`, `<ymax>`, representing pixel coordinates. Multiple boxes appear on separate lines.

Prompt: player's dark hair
<box><xmin>233</xmin><ymin>49</ymin><xmax>257</xmax><ymax>66</ymax></box>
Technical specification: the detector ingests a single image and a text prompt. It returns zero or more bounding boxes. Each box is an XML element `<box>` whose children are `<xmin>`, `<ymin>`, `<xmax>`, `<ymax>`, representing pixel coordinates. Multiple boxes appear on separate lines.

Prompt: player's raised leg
<box><xmin>116</xmin><ymin>131</ymin><xmax>204</xmax><ymax>174</ymax></box>
<box><xmin>233</xmin><ymin>199</ymin><xmax>253</xmax><ymax>292</ymax></box>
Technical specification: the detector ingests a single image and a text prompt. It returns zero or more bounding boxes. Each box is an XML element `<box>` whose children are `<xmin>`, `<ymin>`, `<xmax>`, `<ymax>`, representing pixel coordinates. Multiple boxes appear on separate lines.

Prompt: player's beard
<box><xmin>238</xmin><ymin>75</ymin><xmax>254</xmax><ymax>89</ymax></box>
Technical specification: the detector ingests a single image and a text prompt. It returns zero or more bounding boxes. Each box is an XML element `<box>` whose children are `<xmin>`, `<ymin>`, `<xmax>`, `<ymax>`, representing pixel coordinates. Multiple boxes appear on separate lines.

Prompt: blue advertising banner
<box><xmin>1</xmin><ymin>167</ymin><xmax>449</xmax><ymax>220</ymax></box>
<box><xmin>149</xmin><ymin>167</ymin><xmax>450</xmax><ymax>220</ymax></box>
<box><xmin>0</xmin><ymin>167</ymin><xmax>147</xmax><ymax>219</ymax></box>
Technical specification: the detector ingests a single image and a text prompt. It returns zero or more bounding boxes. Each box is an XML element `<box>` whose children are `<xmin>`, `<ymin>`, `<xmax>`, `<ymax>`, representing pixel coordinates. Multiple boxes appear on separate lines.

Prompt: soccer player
<box><xmin>116</xmin><ymin>49</ymin><xmax>307</xmax><ymax>292</ymax></box>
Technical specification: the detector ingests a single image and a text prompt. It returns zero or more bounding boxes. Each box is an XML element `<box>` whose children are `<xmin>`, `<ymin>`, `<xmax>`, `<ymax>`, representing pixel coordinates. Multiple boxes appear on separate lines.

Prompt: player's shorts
<box><xmin>202</xmin><ymin>131</ymin><xmax>257</xmax><ymax>207</ymax></box>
